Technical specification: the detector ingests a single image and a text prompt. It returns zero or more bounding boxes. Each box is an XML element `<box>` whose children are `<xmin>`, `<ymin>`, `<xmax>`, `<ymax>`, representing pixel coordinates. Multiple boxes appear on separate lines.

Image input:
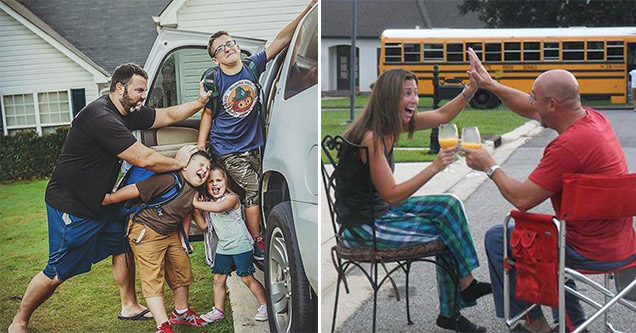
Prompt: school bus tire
<box><xmin>470</xmin><ymin>89</ymin><xmax>498</xmax><ymax>109</ymax></box>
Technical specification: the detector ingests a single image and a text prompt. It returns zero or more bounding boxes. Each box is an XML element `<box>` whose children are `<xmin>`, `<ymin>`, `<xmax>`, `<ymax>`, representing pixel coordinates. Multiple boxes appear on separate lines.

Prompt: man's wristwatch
<box><xmin>486</xmin><ymin>164</ymin><xmax>501</xmax><ymax>179</ymax></box>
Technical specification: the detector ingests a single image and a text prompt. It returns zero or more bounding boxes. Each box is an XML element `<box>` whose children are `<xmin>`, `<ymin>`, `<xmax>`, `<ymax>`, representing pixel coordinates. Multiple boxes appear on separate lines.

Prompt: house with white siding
<box><xmin>0</xmin><ymin>0</ymin><xmax>307</xmax><ymax>136</ymax></box>
<box><xmin>321</xmin><ymin>0</ymin><xmax>485</xmax><ymax>94</ymax></box>
<box><xmin>153</xmin><ymin>0</ymin><xmax>308</xmax><ymax>47</ymax></box>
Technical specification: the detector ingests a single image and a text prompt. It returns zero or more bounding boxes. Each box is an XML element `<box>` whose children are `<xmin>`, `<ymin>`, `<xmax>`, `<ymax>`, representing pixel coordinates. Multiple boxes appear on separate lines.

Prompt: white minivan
<box><xmin>140</xmin><ymin>4</ymin><xmax>318</xmax><ymax>332</ymax></box>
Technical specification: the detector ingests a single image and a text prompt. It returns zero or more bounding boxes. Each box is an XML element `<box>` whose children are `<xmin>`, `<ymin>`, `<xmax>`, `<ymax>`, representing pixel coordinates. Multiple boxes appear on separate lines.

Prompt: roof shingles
<box><xmin>17</xmin><ymin>0</ymin><xmax>171</xmax><ymax>73</ymax></box>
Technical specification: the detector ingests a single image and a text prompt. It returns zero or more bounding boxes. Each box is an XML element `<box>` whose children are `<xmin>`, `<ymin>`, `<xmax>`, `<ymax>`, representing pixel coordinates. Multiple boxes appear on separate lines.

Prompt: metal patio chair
<box><xmin>321</xmin><ymin>134</ymin><xmax>460</xmax><ymax>332</ymax></box>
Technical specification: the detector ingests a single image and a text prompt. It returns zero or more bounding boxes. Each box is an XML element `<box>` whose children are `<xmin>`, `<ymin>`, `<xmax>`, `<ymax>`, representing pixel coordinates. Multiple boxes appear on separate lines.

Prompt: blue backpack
<box><xmin>116</xmin><ymin>166</ymin><xmax>192</xmax><ymax>251</ymax></box>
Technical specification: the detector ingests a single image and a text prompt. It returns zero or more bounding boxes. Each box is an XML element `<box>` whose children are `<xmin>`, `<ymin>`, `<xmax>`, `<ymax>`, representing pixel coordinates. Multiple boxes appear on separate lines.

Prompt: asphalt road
<box><xmin>333</xmin><ymin>110</ymin><xmax>636</xmax><ymax>333</ymax></box>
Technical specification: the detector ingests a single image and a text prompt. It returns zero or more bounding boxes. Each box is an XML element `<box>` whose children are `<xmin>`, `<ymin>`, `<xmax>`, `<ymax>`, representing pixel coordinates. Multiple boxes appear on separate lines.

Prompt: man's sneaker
<box><xmin>156</xmin><ymin>321</ymin><xmax>173</xmax><ymax>333</ymax></box>
<box><xmin>201</xmin><ymin>307</ymin><xmax>225</xmax><ymax>323</ymax></box>
<box><xmin>169</xmin><ymin>308</ymin><xmax>208</xmax><ymax>327</ymax></box>
<box><xmin>253</xmin><ymin>236</ymin><xmax>265</xmax><ymax>261</ymax></box>
<box><xmin>254</xmin><ymin>304</ymin><xmax>268</xmax><ymax>321</ymax></box>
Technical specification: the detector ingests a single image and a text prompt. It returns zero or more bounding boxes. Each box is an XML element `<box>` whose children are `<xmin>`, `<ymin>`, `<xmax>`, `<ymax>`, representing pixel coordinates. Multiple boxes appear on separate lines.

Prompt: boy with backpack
<box><xmin>102</xmin><ymin>145</ymin><xmax>211</xmax><ymax>333</ymax></box>
<box><xmin>196</xmin><ymin>0</ymin><xmax>316</xmax><ymax>261</ymax></box>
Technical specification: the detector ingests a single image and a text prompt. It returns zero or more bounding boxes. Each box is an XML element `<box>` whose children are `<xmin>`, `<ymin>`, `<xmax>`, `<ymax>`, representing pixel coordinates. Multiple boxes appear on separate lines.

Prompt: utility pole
<box><xmin>348</xmin><ymin>0</ymin><xmax>357</xmax><ymax>124</ymax></box>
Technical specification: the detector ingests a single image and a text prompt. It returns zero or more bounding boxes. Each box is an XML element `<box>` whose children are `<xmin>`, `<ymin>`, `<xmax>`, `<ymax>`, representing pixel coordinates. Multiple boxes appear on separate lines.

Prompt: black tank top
<box><xmin>334</xmin><ymin>140</ymin><xmax>394</xmax><ymax>227</ymax></box>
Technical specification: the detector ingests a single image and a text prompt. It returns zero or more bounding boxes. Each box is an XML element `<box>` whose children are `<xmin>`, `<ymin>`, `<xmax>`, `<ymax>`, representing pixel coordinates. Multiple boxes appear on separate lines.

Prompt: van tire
<box><xmin>264</xmin><ymin>202</ymin><xmax>316</xmax><ymax>332</ymax></box>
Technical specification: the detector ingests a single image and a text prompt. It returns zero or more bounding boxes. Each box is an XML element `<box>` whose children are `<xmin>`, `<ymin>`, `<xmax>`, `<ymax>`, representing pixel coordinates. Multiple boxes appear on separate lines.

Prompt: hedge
<box><xmin>0</xmin><ymin>127</ymin><xmax>68</xmax><ymax>182</ymax></box>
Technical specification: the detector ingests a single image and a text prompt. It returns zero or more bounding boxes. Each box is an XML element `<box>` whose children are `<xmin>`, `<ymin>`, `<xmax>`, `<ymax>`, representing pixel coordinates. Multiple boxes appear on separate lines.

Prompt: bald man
<box><xmin>463</xmin><ymin>49</ymin><xmax>635</xmax><ymax>333</ymax></box>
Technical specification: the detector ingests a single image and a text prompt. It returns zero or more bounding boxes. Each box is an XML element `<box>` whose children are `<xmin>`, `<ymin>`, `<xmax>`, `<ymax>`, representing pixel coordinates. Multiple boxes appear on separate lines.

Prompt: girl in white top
<box><xmin>192</xmin><ymin>165</ymin><xmax>268</xmax><ymax>323</ymax></box>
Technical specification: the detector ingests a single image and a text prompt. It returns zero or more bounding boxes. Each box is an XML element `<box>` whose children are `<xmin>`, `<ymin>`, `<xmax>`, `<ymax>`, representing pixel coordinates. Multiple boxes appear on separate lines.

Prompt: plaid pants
<box><xmin>342</xmin><ymin>194</ymin><xmax>480</xmax><ymax>316</ymax></box>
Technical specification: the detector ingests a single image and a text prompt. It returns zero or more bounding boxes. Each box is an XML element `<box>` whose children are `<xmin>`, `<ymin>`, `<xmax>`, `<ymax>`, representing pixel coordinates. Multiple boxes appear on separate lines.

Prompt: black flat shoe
<box><xmin>436</xmin><ymin>314</ymin><xmax>487</xmax><ymax>332</ymax></box>
<box><xmin>461</xmin><ymin>280</ymin><xmax>493</xmax><ymax>303</ymax></box>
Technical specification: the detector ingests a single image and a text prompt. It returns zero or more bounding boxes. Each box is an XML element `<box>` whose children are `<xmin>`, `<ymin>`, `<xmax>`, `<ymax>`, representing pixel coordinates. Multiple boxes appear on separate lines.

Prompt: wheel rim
<box><xmin>267</xmin><ymin>226</ymin><xmax>292</xmax><ymax>332</ymax></box>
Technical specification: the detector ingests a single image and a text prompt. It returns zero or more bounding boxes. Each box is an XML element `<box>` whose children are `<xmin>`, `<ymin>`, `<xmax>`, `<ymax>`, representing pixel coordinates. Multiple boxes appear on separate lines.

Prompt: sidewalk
<box><xmin>320</xmin><ymin>120</ymin><xmax>543</xmax><ymax>331</ymax></box>
<box><xmin>227</xmin><ymin>267</ymin><xmax>269</xmax><ymax>332</ymax></box>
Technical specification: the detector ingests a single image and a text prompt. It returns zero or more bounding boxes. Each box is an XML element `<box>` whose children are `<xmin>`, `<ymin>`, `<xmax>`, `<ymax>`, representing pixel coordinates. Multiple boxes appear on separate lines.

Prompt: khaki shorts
<box><xmin>128</xmin><ymin>221</ymin><xmax>193</xmax><ymax>297</ymax></box>
<box><xmin>219</xmin><ymin>149</ymin><xmax>261</xmax><ymax>207</ymax></box>
<box><xmin>631</xmin><ymin>87</ymin><xmax>636</xmax><ymax>108</ymax></box>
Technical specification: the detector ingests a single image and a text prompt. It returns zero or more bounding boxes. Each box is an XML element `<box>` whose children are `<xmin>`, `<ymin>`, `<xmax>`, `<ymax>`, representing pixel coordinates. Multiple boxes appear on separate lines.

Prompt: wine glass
<box><xmin>461</xmin><ymin>126</ymin><xmax>482</xmax><ymax>177</ymax></box>
<box><xmin>438</xmin><ymin>123</ymin><xmax>459</xmax><ymax>172</ymax></box>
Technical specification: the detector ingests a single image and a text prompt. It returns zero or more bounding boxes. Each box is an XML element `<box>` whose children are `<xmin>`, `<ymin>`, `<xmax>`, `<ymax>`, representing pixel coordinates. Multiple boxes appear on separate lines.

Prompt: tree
<box><xmin>459</xmin><ymin>0</ymin><xmax>636</xmax><ymax>28</ymax></box>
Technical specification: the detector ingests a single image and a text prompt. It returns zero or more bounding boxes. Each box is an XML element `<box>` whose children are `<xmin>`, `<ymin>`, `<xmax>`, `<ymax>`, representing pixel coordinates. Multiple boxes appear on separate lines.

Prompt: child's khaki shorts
<box><xmin>128</xmin><ymin>221</ymin><xmax>194</xmax><ymax>297</ymax></box>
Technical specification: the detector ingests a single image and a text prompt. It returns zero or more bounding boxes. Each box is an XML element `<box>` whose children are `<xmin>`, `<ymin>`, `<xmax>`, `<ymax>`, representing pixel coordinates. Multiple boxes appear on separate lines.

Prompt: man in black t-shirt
<box><xmin>9</xmin><ymin>63</ymin><xmax>212</xmax><ymax>333</ymax></box>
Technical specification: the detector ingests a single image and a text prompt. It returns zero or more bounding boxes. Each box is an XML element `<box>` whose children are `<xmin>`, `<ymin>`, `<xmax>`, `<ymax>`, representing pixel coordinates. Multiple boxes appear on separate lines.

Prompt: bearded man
<box><xmin>9</xmin><ymin>63</ymin><xmax>212</xmax><ymax>332</ymax></box>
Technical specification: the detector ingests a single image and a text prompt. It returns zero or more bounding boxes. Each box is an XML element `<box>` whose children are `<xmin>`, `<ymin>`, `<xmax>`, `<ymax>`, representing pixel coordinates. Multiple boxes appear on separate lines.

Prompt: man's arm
<box><xmin>102</xmin><ymin>184</ymin><xmax>140</xmax><ymax>205</ymax></box>
<box><xmin>463</xmin><ymin>147</ymin><xmax>553</xmax><ymax>211</ymax></box>
<box><xmin>467</xmin><ymin>48</ymin><xmax>539</xmax><ymax>121</ymax></box>
<box><xmin>151</xmin><ymin>81</ymin><xmax>212</xmax><ymax>129</ymax></box>
<box><xmin>265</xmin><ymin>0</ymin><xmax>317</xmax><ymax>61</ymax></box>
<box><xmin>118</xmin><ymin>142</ymin><xmax>195</xmax><ymax>173</ymax></box>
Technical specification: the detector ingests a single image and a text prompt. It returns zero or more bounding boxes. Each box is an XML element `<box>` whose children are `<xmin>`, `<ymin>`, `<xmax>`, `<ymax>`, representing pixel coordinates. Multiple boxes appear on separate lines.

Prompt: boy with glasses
<box><xmin>197</xmin><ymin>0</ymin><xmax>316</xmax><ymax>261</ymax></box>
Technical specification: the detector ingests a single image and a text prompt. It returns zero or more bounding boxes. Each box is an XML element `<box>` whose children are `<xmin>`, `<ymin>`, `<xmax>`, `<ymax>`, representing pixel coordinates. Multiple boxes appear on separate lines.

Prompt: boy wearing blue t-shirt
<box><xmin>197</xmin><ymin>0</ymin><xmax>316</xmax><ymax>261</ymax></box>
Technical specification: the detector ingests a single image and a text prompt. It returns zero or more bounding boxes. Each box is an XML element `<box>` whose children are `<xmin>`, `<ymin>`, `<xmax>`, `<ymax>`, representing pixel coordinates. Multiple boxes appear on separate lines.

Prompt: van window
<box><xmin>147</xmin><ymin>47</ymin><xmax>251</xmax><ymax>115</ymax></box>
<box><xmin>284</xmin><ymin>7</ymin><xmax>318</xmax><ymax>99</ymax></box>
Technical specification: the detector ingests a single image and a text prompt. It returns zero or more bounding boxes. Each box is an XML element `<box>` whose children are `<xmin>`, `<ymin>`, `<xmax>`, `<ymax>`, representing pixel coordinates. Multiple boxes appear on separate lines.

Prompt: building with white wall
<box><xmin>321</xmin><ymin>0</ymin><xmax>484</xmax><ymax>94</ymax></box>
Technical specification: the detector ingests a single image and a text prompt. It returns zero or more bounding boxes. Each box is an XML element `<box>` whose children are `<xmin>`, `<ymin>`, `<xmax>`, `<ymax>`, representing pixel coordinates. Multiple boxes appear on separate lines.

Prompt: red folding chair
<box><xmin>503</xmin><ymin>173</ymin><xmax>636</xmax><ymax>333</ymax></box>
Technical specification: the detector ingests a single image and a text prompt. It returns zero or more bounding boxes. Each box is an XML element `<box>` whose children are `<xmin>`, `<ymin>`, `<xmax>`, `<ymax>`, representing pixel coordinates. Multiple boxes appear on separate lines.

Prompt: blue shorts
<box><xmin>43</xmin><ymin>205</ymin><xmax>128</xmax><ymax>281</ymax></box>
<box><xmin>212</xmin><ymin>251</ymin><xmax>255</xmax><ymax>277</ymax></box>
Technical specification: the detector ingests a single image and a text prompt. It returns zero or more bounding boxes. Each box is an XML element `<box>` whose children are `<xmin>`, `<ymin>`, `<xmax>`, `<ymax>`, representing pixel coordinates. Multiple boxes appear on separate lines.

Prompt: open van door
<box><xmin>142</xmin><ymin>28</ymin><xmax>266</xmax><ymax>157</ymax></box>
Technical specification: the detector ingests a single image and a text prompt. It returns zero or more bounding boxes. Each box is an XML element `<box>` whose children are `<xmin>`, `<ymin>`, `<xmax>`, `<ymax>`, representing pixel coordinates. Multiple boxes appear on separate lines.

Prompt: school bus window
<box><xmin>607</xmin><ymin>41</ymin><xmax>624</xmax><ymax>62</ymax></box>
<box><xmin>385</xmin><ymin>43</ymin><xmax>402</xmax><ymax>63</ymax></box>
<box><xmin>423</xmin><ymin>43</ymin><xmax>443</xmax><ymax>62</ymax></box>
<box><xmin>586</xmin><ymin>41</ymin><xmax>604</xmax><ymax>61</ymax></box>
<box><xmin>404</xmin><ymin>43</ymin><xmax>421</xmax><ymax>63</ymax></box>
<box><xmin>485</xmin><ymin>43</ymin><xmax>502</xmax><ymax>62</ymax></box>
<box><xmin>563</xmin><ymin>41</ymin><xmax>584</xmax><ymax>61</ymax></box>
<box><xmin>466</xmin><ymin>42</ymin><xmax>482</xmax><ymax>60</ymax></box>
<box><xmin>544</xmin><ymin>42</ymin><xmax>560</xmax><ymax>61</ymax></box>
<box><xmin>504</xmin><ymin>42</ymin><xmax>521</xmax><ymax>61</ymax></box>
<box><xmin>447</xmin><ymin>43</ymin><xmax>463</xmax><ymax>62</ymax></box>
<box><xmin>523</xmin><ymin>42</ymin><xmax>540</xmax><ymax>61</ymax></box>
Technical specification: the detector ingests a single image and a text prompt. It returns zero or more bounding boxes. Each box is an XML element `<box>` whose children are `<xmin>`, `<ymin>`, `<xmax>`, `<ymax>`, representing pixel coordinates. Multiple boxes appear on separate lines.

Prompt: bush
<box><xmin>0</xmin><ymin>127</ymin><xmax>68</xmax><ymax>182</ymax></box>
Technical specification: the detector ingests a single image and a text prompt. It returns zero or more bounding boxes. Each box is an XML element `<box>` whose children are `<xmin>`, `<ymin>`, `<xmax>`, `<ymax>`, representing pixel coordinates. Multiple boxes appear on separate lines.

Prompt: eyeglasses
<box><xmin>212</xmin><ymin>40</ymin><xmax>237</xmax><ymax>58</ymax></box>
<box><xmin>529</xmin><ymin>92</ymin><xmax>560</xmax><ymax>103</ymax></box>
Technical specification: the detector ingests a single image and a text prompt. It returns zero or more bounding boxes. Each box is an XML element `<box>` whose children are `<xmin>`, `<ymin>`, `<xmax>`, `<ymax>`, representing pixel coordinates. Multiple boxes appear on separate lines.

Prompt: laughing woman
<box><xmin>334</xmin><ymin>67</ymin><xmax>491</xmax><ymax>332</ymax></box>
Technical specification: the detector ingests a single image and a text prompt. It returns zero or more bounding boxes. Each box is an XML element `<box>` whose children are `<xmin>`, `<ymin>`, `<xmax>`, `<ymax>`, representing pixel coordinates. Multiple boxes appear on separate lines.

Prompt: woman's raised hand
<box><xmin>467</xmin><ymin>47</ymin><xmax>494</xmax><ymax>91</ymax></box>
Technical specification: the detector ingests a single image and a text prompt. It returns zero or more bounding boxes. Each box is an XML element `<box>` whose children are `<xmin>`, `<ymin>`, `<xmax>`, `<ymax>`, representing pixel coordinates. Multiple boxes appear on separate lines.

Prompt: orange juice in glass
<box><xmin>439</xmin><ymin>138</ymin><xmax>459</xmax><ymax>149</ymax></box>
<box><xmin>461</xmin><ymin>142</ymin><xmax>481</xmax><ymax>150</ymax></box>
<box><xmin>438</xmin><ymin>123</ymin><xmax>458</xmax><ymax>172</ymax></box>
<box><xmin>461</xmin><ymin>126</ymin><xmax>482</xmax><ymax>177</ymax></box>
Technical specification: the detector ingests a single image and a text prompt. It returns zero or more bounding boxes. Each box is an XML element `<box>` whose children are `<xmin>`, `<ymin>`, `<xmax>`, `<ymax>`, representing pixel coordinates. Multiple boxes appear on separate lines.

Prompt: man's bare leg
<box><xmin>245</xmin><ymin>205</ymin><xmax>261</xmax><ymax>239</ymax></box>
<box><xmin>112</xmin><ymin>253</ymin><xmax>151</xmax><ymax>318</ymax></box>
<box><xmin>8</xmin><ymin>272</ymin><xmax>62</xmax><ymax>333</ymax></box>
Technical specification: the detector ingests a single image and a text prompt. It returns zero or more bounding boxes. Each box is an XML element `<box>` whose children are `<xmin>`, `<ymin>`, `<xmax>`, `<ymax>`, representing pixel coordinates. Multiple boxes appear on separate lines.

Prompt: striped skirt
<box><xmin>341</xmin><ymin>194</ymin><xmax>480</xmax><ymax>317</ymax></box>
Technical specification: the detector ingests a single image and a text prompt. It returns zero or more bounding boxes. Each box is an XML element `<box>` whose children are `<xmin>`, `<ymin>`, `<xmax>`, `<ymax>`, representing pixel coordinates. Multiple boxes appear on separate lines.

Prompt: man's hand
<box><xmin>467</xmin><ymin>48</ymin><xmax>495</xmax><ymax>91</ymax></box>
<box><xmin>175</xmin><ymin>144</ymin><xmax>198</xmax><ymax>169</ymax></box>
<box><xmin>462</xmin><ymin>146</ymin><xmax>497</xmax><ymax>172</ymax></box>
<box><xmin>197</xmin><ymin>80</ymin><xmax>213</xmax><ymax>105</ymax></box>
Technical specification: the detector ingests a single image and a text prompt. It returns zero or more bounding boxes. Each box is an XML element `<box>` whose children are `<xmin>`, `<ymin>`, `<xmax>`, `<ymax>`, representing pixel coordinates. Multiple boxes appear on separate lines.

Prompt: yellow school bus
<box><xmin>379</xmin><ymin>27</ymin><xmax>636</xmax><ymax>109</ymax></box>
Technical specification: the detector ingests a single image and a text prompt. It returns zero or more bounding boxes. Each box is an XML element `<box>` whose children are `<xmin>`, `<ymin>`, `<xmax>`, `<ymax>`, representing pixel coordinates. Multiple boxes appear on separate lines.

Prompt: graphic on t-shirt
<box><xmin>222</xmin><ymin>79</ymin><xmax>258</xmax><ymax>118</ymax></box>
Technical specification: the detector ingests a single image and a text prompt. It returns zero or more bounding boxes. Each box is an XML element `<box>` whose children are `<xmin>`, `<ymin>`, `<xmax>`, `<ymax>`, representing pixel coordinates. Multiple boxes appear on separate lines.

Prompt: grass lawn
<box><xmin>0</xmin><ymin>180</ymin><xmax>234</xmax><ymax>332</ymax></box>
<box><xmin>321</xmin><ymin>107</ymin><xmax>528</xmax><ymax>163</ymax></box>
